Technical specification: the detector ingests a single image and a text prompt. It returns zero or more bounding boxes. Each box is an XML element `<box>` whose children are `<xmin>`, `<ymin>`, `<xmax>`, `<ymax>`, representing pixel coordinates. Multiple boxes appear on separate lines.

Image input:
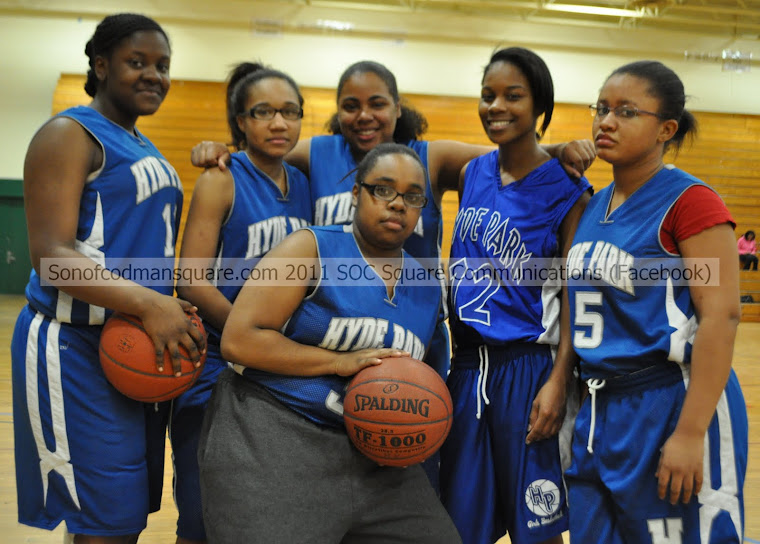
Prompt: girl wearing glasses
<box><xmin>175</xmin><ymin>62</ymin><xmax>312</xmax><ymax>542</ymax></box>
<box><xmin>441</xmin><ymin>47</ymin><xmax>591</xmax><ymax>544</ymax></box>
<box><xmin>565</xmin><ymin>61</ymin><xmax>747</xmax><ymax>542</ymax></box>
<box><xmin>197</xmin><ymin>143</ymin><xmax>461</xmax><ymax>543</ymax></box>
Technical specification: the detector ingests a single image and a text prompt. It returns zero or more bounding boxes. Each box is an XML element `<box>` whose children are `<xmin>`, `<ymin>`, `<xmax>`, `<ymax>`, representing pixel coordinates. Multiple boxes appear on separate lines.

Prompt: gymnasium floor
<box><xmin>0</xmin><ymin>293</ymin><xmax>757</xmax><ymax>543</ymax></box>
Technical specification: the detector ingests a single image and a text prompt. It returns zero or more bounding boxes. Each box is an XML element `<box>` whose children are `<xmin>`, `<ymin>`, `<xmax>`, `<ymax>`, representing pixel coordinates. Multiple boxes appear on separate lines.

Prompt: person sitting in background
<box><xmin>737</xmin><ymin>230</ymin><xmax>758</xmax><ymax>270</ymax></box>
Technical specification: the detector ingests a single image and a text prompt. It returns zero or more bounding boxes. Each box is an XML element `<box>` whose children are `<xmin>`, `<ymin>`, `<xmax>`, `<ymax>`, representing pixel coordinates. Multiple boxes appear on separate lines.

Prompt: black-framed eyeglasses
<box><xmin>243</xmin><ymin>104</ymin><xmax>304</xmax><ymax>121</ymax></box>
<box><xmin>589</xmin><ymin>104</ymin><xmax>663</xmax><ymax>120</ymax></box>
<box><xmin>359</xmin><ymin>182</ymin><xmax>428</xmax><ymax>208</ymax></box>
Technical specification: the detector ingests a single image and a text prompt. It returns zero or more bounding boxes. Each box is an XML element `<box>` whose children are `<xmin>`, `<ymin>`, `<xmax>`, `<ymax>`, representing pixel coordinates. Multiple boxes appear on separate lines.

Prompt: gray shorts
<box><xmin>198</xmin><ymin>369</ymin><xmax>461</xmax><ymax>544</ymax></box>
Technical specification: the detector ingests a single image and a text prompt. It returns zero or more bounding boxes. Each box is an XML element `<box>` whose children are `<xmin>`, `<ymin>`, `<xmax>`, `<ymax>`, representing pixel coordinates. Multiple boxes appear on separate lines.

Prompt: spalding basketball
<box><xmin>343</xmin><ymin>356</ymin><xmax>453</xmax><ymax>467</ymax></box>
<box><xmin>99</xmin><ymin>312</ymin><xmax>207</xmax><ymax>403</ymax></box>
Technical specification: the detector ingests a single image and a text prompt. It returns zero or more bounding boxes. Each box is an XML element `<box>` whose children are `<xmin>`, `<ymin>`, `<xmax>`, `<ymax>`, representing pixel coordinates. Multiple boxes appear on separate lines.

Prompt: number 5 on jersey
<box><xmin>574</xmin><ymin>291</ymin><xmax>603</xmax><ymax>349</ymax></box>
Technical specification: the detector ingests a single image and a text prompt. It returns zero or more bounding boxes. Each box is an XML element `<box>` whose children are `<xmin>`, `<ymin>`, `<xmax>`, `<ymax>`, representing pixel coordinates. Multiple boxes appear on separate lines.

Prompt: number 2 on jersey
<box><xmin>450</xmin><ymin>257</ymin><xmax>500</xmax><ymax>326</ymax></box>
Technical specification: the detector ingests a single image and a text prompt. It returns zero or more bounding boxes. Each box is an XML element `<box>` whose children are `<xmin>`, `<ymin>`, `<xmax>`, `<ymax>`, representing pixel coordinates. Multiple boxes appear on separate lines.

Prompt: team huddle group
<box><xmin>10</xmin><ymin>11</ymin><xmax>748</xmax><ymax>544</ymax></box>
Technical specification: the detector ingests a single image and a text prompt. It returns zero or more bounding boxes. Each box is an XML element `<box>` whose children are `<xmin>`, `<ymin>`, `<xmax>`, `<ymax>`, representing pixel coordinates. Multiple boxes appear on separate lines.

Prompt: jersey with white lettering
<box><xmin>25</xmin><ymin>106</ymin><xmax>183</xmax><ymax>325</ymax></box>
<box><xmin>237</xmin><ymin>225</ymin><xmax>440</xmax><ymax>428</ymax></box>
<box><xmin>567</xmin><ymin>166</ymin><xmax>712</xmax><ymax>379</ymax></box>
<box><xmin>309</xmin><ymin>135</ymin><xmax>441</xmax><ymax>261</ymax></box>
<box><xmin>205</xmin><ymin>151</ymin><xmax>311</xmax><ymax>344</ymax></box>
<box><xmin>448</xmin><ymin>152</ymin><xmax>590</xmax><ymax>348</ymax></box>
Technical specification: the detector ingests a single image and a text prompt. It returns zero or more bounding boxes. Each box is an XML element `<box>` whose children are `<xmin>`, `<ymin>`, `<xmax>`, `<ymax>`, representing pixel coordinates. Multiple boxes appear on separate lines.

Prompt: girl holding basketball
<box><xmin>10</xmin><ymin>13</ymin><xmax>205</xmax><ymax>544</ymax></box>
<box><xmin>441</xmin><ymin>47</ymin><xmax>591</xmax><ymax>544</ymax></box>
<box><xmin>197</xmin><ymin>143</ymin><xmax>461</xmax><ymax>543</ymax></box>
<box><xmin>565</xmin><ymin>61</ymin><xmax>747</xmax><ymax>542</ymax></box>
<box><xmin>173</xmin><ymin>61</ymin><xmax>311</xmax><ymax>543</ymax></box>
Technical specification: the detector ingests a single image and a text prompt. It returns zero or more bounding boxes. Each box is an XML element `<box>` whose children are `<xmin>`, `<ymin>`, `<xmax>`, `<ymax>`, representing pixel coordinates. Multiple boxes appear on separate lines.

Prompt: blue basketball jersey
<box><xmin>237</xmin><ymin>225</ymin><xmax>440</xmax><ymax>428</ymax></box>
<box><xmin>564</xmin><ymin>168</ymin><xmax>746</xmax><ymax>542</ymax></box>
<box><xmin>448</xmin><ymin>152</ymin><xmax>591</xmax><ymax>349</ymax></box>
<box><xmin>567</xmin><ymin>166</ymin><xmax>709</xmax><ymax>379</ymax></box>
<box><xmin>205</xmin><ymin>151</ymin><xmax>311</xmax><ymax>344</ymax></box>
<box><xmin>24</xmin><ymin>106</ymin><xmax>183</xmax><ymax>325</ymax></box>
<box><xmin>309</xmin><ymin>135</ymin><xmax>441</xmax><ymax>260</ymax></box>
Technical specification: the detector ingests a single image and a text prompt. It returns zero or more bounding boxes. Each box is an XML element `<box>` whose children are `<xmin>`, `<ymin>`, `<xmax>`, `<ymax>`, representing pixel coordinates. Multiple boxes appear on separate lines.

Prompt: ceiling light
<box><xmin>542</xmin><ymin>4</ymin><xmax>645</xmax><ymax>18</ymax></box>
<box><xmin>315</xmin><ymin>19</ymin><xmax>355</xmax><ymax>31</ymax></box>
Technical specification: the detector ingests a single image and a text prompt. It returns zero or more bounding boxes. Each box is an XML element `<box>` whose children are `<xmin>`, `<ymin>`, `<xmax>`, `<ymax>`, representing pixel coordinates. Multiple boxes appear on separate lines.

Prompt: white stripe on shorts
<box><xmin>698</xmin><ymin>389</ymin><xmax>741</xmax><ymax>540</ymax></box>
<box><xmin>25</xmin><ymin>313</ymin><xmax>80</xmax><ymax>509</ymax></box>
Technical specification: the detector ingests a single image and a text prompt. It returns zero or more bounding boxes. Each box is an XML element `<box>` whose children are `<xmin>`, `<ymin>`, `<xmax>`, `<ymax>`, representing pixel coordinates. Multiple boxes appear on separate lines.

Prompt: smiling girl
<box><xmin>11</xmin><ymin>13</ymin><xmax>205</xmax><ymax>544</ymax></box>
<box><xmin>441</xmin><ymin>47</ymin><xmax>591</xmax><ymax>544</ymax></box>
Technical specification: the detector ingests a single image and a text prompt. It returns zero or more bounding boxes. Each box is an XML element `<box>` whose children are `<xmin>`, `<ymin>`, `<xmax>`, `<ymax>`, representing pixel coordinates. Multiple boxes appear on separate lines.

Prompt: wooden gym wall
<box><xmin>53</xmin><ymin>74</ymin><xmax>760</xmax><ymax>260</ymax></box>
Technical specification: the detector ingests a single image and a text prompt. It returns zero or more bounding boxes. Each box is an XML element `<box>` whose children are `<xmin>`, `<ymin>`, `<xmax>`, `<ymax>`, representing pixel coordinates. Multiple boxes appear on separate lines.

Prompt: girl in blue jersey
<box><xmin>10</xmin><ymin>14</ymin><xmax>206</xmax><ymax>544</ymax></box>
<box><xmin>442</xmin><ymin>47</ymin><xmax>592</xmax><ymax>544</ymax></box>
<box><xmin>152</xmin><ymin>62</ymin><xmax>308</xmax><ymax>542</ymax></box>
<box><xmin>565</xmin><ymin>61</ymin><xmax>747</xmax><ymax>543</ymax></box>
<box><xmin>197</xmin><ymin>143</ymin><xmax>461</xmax><ymax>543</ymax></box>
<box><xmin>173</xmin><ymin>61</ymin><xmax>311</xmax><ymax>543</ymax></box>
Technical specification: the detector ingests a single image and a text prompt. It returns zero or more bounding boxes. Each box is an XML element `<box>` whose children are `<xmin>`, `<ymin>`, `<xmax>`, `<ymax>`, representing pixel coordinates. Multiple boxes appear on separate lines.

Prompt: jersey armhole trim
<box><xmin>59</xmin><ymin>115</ymin><xmax>105</xmax><ymax>184</ymax></box>
<box><xmin>302</xmin><ymin>228</ymin><xmax>322</xmax><ymax>301</ymax></box>
<box><xmin>220</xmin><ymin>171</ymin><xmax>236</xmax><ymax>228</ymax></box>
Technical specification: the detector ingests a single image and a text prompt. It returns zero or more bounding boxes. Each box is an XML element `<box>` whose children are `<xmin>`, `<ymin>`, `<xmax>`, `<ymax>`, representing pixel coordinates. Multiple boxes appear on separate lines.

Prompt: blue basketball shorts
<box><xmin>440</xmin><ymin>343</ymin><xmax>568</xmax><ymax>544</ymax></box>
<box><xmin>11</xmin><ymin>305</ymin><xmax>166</xmax><ymax>536</ymax></box>
<box><xmin>167</xmin><ymin>343</ymin><xmax>227</xmax><ymax>541</ymax></box>
<box><xmin>565</xmin><ymin>364</ymin><xmax>747</xmax><ymax>543</ymax></box>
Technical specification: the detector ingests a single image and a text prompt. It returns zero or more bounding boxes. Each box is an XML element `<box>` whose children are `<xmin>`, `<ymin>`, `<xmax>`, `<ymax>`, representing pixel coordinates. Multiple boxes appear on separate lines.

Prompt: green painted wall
<box><xmin>0</xmin><ymin>179</ymin><xmax>31</xmax><ymax>294</ymax></box>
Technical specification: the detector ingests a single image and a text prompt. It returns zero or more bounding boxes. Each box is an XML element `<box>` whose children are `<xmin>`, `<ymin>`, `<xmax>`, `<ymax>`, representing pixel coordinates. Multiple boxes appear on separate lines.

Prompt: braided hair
<box><xmin>84</xmin><ymin>13</ymin><xmax>169</xmax><ymax>97</ymax></box>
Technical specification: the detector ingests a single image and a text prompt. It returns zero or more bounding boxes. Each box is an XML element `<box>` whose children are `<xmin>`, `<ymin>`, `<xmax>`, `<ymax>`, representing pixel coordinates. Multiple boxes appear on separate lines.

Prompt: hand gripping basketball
<box><xmin>343</xmin><ymin>356</ymin><xmax>453</xmax><ymax>467</ymax></box>
<box><xmin>99</xmin><ymin>311</ymin><xmax>207</xmax><ymax>402</ymax></box>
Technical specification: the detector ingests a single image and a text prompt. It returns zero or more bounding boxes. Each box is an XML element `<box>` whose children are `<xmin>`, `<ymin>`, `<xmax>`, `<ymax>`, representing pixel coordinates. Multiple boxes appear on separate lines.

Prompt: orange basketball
<box><xmin>99</xmin><ymin>312</ymin><xmax>206</xmax><ymax>402</ymax></box>
<box><xmin>343</xmin><ymin>356</ymin><xmax>453</xmax><ymax>467</ymax></box>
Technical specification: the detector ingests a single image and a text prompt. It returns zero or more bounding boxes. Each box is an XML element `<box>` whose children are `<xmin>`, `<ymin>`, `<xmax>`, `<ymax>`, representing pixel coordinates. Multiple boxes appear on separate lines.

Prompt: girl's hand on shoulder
<box><xmin>138</xmin><ymin>295</ymin><xmax>207</xmax><ymax>375</ymax></box>
<box><xmin>190</xmin><ymin>141</ymin><xmax>231</xmax><ymax>171</ymax></box>
<box><xmin>559</xmin><ymin>139</ymin><xmax>596</xmax><ymax>178</ymax></box>
<box><xmin>332</xmin><ymin>348</ymin><xmax>409</xmax><ymax>377</ymax></box>
<box><xmin>656</xmin><ymin>428</ymin><xmax>704</xmax><ymax>505</ymax></box>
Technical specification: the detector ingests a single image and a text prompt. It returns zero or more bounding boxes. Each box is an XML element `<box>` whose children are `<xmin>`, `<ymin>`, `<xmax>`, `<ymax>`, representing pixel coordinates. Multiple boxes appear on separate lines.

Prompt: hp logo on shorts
<box><xmin>525</xmin><ymin>479</ymin><xmax>561</xmax><ymax>516</ymax></box>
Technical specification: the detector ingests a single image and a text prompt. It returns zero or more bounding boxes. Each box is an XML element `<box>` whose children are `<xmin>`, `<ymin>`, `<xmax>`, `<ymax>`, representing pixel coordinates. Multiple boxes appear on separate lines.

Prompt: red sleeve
<box><xmin>660</xmin><ymin>185</ymin><xmax>735</xmax><ymax>254</ymax></box>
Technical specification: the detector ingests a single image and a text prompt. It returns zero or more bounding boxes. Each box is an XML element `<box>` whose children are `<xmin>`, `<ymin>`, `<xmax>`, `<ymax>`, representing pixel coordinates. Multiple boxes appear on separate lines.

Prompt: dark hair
<box><xmin>84</xmin><ymin>13</ymin><xmax>169</xmax><ymax>97</ymax></box>
<box><xmin>483</xmin><ymin>47</ymin><xmax>554</xmax><ymax>139</ymax></box>
<box><xmin>745</xmin><ymin>230</ymin><xmax>756</xmax><ymax>240</ymax></box>
<box><xmin>607</xmin><ymin>60</ymin><xmax>697</xmax><ymax>154</ymax></box>
<box><xmin>354</xmin><ymin>143</ymin><xmax>425</xmax><ymax>188</ymax></box>
<box><xmin>226</xmin><ymin>62</ymin><xmax>304</xmax><ymax>150</ymax></box>
<box><xmin>327</xmin><ymin>60</ymin><xmax>428</xmax><ymax>142</ymax></box>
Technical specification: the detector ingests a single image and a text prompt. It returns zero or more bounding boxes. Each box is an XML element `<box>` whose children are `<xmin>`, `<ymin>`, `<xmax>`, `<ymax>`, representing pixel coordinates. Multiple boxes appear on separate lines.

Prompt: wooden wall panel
<box><xmin>52</xmin><ymin>74</ymin><xmax>760</xmax><ymax>259</ymax></box>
